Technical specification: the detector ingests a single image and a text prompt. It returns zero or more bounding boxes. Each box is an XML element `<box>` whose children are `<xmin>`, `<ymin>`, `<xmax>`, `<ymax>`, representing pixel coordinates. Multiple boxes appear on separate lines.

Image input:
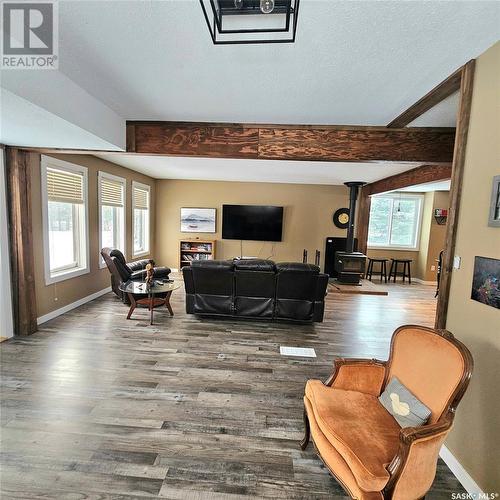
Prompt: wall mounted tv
<box><xmin>222</xmin><ymin>205</ymin><xmax>284</xmax><ymax>242</ymax></box>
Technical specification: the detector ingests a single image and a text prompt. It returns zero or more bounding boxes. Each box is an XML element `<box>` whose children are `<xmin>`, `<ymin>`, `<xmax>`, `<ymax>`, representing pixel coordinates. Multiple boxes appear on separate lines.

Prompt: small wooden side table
<box><xmin>119</xmin><ymin>280</ymin><xmax>182</xmax><ymax>325</ymax></box>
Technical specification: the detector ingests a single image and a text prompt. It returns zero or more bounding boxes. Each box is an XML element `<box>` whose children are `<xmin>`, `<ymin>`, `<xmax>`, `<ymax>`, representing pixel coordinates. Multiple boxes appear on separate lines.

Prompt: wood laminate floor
<box><xmin>1</xmin><ymin>278</ymin><xmax>466</xmax><ymax>499</ymax></box>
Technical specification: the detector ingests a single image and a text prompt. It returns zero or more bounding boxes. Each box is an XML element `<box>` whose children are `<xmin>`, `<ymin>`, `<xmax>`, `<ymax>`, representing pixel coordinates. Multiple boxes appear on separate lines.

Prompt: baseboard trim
<box><xmin>439</xmin><ymin>445</ymin><xmax>484</xmax><ymax>496</ymax></box>
<box><xmin>37</xmin><ymin>287</ymin><xmax>112</xmax><ymax>325</ymax></box>
<box><xmin>412</xmin><ymin>278</ymin><xmax>438</xmax><ymax>285</ymax></box>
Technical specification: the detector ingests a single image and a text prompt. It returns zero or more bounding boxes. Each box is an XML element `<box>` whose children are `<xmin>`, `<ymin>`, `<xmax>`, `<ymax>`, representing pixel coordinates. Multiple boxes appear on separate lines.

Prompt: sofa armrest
<box><xmin>128</xmin><ymin>258</ymin><xmax>153</xmax><ymax>272</ymax></box>
<box><xmin>182</xmin><ymin>266</ymin><xmax>195</xmax><ymax>294</ymax></box>
<box><xmin>384</xmin><ymin>418</ymin><xmax>452</xmax><ymax>499</ymax></box>
<box><xmin>315</xmin><ymin>273</ymin><xmax>329</xmax><ymax>300</ymax></box>
<box><xmin>154</xmin><ymin>266</ymin><xmax>171</xmax><ymax>279</ymax></box>
<box><xmin>130</xmin><ymin>269</ymin><xmax>146</xmax><ymax>281</ymax></box>
<box><xmin>325</xmin><ymin>358</ymin><xmax>386</xmax><ymax>396</ymax></box>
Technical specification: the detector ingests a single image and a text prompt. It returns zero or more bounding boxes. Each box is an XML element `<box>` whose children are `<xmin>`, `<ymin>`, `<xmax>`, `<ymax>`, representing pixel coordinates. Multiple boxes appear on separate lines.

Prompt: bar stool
<box><xmin>365</xmin><ymin>258</ymin><xmax>388</xmax><ymax>283</ymax></box>
<box><xmin>389</xmin><ymin>259</ymin><xmax>412</xmax><ymax>284</ymax></box>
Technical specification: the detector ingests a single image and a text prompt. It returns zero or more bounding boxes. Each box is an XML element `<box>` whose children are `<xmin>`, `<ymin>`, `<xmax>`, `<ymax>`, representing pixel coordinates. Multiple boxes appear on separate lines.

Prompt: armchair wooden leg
<box><xmin>300</xmin><ymin>408</ymin><xmax>310</xmax><ymax>450</ymax></box>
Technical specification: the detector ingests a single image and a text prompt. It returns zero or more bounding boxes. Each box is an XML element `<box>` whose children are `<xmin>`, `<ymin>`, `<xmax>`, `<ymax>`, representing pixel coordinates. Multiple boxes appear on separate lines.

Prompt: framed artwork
<box><xmin>488</xmin><ymin>175</ymin><xmax>500</xmax><ymax>227</ymax></box>
<box><xmin>471</xmin><ymin>256</ymin><xmax>500</xmax><ymax>309</ymax></box>
<box><xmin>180</xmin><ymin>208</ymin><xmax>216</xmax><ymax>233</ymax></box>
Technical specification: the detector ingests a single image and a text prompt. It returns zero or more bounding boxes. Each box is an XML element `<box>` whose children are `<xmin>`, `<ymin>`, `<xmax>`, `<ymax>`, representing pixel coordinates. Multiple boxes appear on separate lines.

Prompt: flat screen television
<box><xmin>222</xmin><ymin>204</ymin><xmax>284</xmax><ymax>242</ymax></box>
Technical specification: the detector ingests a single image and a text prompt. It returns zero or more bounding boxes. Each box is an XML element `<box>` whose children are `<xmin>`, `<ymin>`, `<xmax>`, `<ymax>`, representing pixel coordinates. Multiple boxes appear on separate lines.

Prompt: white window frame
<box><xmin>41</xmin><ymin>155</ymin><xmax>90</xmax><ymax>285</ymax></box>
<box><xmin>367</xmin><ymin>193</ymin><xmax>424</xmax><ymax>251</ymax></box>
<box><xmin>98</xmin><ymin>171</ymin><xmax>126</xmax><ymax>268</ymax></box>
<box><xmin>132</xmin><ymin>181</ymin><xmax>151</xmax><ymax>258</ymax></box>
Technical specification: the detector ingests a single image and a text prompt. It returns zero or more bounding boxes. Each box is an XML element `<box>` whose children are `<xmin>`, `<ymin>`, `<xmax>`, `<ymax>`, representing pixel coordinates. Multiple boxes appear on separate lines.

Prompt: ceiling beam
<box><xmin>126</xmin><ymin>121</ymin><xmax>455</xmax><ymax>163</ymax></box>
<box><xmin>364</xmin><ymin>163</ymin><xmax>452</xmax><ymax>196</ymax></box>
<box><xmin>387</xmin><ymin>66</ymin><xmax>463</xmax><ymax>128</ymax></box>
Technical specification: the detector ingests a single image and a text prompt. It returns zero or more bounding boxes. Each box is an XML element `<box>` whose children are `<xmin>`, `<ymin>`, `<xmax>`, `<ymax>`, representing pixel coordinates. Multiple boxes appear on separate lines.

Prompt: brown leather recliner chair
<box><xmin>301</xmin><ymin>325</ymin><xmax>473</xmax><ymax>500</ymax></box>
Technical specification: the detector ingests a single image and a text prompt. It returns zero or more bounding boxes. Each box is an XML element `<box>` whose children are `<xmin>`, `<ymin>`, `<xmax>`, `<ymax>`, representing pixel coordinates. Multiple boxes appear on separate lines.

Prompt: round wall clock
<box><xmin>333</xmin><ymin>208</ymin><xmax>350</xmax><ymax>229</ymax></box>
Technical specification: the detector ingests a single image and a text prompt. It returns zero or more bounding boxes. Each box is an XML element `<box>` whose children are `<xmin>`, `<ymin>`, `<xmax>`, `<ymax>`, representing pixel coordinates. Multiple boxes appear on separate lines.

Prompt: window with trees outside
<box><xmin>132</xmin><ymin>182</ymin><xmax>150</xmax><ymax>257</ymax></box>
<box><xmin>99</xmin><ymin>172</ymin><xmax>126</xmax><ymax>266</ymax></box>
<box><xmin>41</xmin><ymin>156</ymin><xmax>89</xmax><ymax>284</ymax></box>
<box><xmin>367</xmin><ymin>194</ymin><xmax>424</xmax><ymax>250</ymax></box>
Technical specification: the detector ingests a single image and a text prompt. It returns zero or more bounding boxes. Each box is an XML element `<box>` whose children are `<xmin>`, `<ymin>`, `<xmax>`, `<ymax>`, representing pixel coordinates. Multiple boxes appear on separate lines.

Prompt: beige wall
<box><xmin>31</xmin><ymin>153</ymin><xmax>157</xmax><ymax>318</ymax></box>
<box><xmin>366</xmin><ymin>248</ymin><xmax>419</xmax><ymax>267</ymax></box>
<box><xmin>425</xmin><ymin>191</ymin><xmax>449</xmax><ymax>281</ymax></box>
<box><xmin>414</xmin><ymin>191</ymin><xmax>450</xmax><ymax>282</ymax></box>
<box><xmin>155</xmin><ymin>179</ymin><xmax>350</xmax><ymax>270</ymax></box>
<box><xmin>416</xmin><ymin>192</ymin><xmax>434</xmax><ymax>280</ymax></box>
<box><xmin>445</xmin><ymin>42</ymin><xmax>500</xmax><ymax>492</ymax></box>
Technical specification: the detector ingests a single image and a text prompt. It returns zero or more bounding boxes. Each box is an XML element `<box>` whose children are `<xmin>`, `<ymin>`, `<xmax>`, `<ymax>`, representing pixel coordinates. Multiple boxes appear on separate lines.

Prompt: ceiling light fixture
<box><xmin>199</xmin><ymin>0</ymin><xmax>300</xmax><ymax>45</ymax></box>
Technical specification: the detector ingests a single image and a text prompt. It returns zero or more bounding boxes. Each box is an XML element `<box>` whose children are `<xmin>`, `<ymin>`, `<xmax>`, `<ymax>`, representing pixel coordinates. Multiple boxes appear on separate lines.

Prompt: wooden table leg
<box><xmin>150</xmin><ymin>292</ymin><xmax>154</xmax><ymax>325</ymax></box>
<box><xmin>165</xmin><ymin>291</ymin><xmax>174</xmax><ymax>316</ymax></box>
<box><xmin>126</xmin><ymin>293</ymin><xmax>136</xmax><ymax>319</ymax></box>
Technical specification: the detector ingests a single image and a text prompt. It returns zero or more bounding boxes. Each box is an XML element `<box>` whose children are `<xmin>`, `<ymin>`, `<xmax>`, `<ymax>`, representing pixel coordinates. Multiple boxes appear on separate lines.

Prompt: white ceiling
<box><xmin>399</xmin><ymin>180</ymin><xmax>451</xmax><ymax>193</ymax></box>
<box><xmin>94</xmin><ymin>153</ymin><xmax>421</xmax><ymax>185</ymax></box>
<box><xmin>0</xmin><ymin>0</ymin><xmax>498</xmax><ymax>186</ymax></box>
<box><xmin>59</xmin><ymin>0</ymin><xmax>498</xmax><ymax>124</ymax></box>
<box><xmin>2</xmin><ymin>0</ymin><xmax>499</xmax><ymax>132</ymax></box>
<box><xmin>408</xmin><ymin>92</ymin><xmax>460</xmax><ymax>128</ymax></box>
<box><xmin>0</xmin><ymin>88</ymin><xmax>124</xmax><ymax>151</ymax></box>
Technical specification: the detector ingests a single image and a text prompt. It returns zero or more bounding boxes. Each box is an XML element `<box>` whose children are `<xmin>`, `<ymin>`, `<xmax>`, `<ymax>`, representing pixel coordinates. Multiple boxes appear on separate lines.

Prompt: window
<box><xmin>367</xmin><ymin>194</ymin><xmax>423</xmax><ymax>250</ymax></box>
<box><xmin>132</xmin><ymin>181</ymin><xmax>150</xmax><ymax>257</ymax></box>
<box><xmin>98</xmin><ymin>172</ymin><xmax>126</xmax><ymax>267</ymax></box>
<box><xmin>41</xmin><ymin>156</ymin><xmax>89</xmax><ymax>284</ymax></box>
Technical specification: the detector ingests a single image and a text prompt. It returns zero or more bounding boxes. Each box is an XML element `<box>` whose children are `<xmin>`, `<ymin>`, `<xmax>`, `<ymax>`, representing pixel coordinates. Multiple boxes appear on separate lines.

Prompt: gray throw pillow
<box><xmin>379</xmin><ymin>377</ymin><xmax>431</xmax><ymax>428</ymax></box>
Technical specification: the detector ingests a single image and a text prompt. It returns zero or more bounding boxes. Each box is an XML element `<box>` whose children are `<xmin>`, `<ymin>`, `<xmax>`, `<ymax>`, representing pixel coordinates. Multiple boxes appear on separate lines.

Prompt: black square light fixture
<box><xmin>200</xmin><ymin>0</ymin><xmax>300</xmax><ymax>44</ymax></box>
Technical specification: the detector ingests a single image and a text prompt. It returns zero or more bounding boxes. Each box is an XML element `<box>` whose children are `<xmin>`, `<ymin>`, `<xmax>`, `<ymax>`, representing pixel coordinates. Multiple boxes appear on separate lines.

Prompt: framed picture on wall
<box><xmin>488</xmin><ymin>175</ymin><xmax>500</xmax><ymax>227</ymax></box>
<box><xmin>180</xmin><ymin>208</ymin><xmax>216</xmax><ymax>233</ymax></box>
<box><xmin>471</xmin><ymin>256</ymin><xmax>500</xmax><ymax>309</ymax></box>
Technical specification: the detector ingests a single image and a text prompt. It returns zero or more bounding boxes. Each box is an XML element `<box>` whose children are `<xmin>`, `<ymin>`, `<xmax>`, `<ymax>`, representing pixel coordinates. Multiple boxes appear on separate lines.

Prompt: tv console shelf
<box><xmin>179</xmin><ymin>239</ymin><xmax>216</xmax><ymax>269</ymax></box>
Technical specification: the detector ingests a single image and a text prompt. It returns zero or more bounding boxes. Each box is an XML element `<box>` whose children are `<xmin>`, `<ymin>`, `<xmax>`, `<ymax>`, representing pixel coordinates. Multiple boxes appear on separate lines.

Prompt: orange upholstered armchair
<box><xmin>301</xmin><ymin>325</ymin><xmax>473</xmax><ymax>500</ymax></box>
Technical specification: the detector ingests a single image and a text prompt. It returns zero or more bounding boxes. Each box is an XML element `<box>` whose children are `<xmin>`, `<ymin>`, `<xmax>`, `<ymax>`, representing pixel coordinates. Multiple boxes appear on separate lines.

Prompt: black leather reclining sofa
<box><xmin>182</xmin><ymin>259</ymin><xmax>329</xmax><ymax>323</ymax></box>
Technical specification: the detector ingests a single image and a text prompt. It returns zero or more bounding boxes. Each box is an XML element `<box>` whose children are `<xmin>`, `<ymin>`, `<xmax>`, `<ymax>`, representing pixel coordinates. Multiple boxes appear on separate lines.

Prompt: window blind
<box><xmin>47</xmin><ymin>168</ymin><xmax>84</xmax><ymax>204</ymax></box>
<box><xmin>133</xmin><ymin>186</ymin><xmax>149</xmax><ymax>210</ymax></box>
<box><xmin>101</xmin><ymin>177</ymin><xmax>124</xmax><ymax>207</ymax></box>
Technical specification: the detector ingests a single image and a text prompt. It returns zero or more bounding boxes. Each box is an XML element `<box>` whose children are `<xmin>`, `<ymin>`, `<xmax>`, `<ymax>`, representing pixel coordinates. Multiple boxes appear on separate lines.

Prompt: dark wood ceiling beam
<box><xmin>387</xmin><ymin>66</ymin><xmax>463</xmax><ymax>128</ymax></box>
<box><xmin>127</xmin><ymin>121</ymin><xmax>455</xmax><ymax>163</ymax></box>
<box><xmin>257</xmin><ymin>127</ymin><xmax>454</xmax><ymax>162</ymax></box>
<box><xmin>364</xmin><ymin>164</ymin><xmax>453</xmax><ymax>196</ymax></box>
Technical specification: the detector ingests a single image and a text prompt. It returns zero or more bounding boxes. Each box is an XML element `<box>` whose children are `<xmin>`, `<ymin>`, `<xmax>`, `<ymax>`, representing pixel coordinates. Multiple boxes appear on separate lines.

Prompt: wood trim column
<box><xmin>5</xmin><ymin>148</ymin><xmax>38</xmax><ymax>336</ymax></box>
<box><xmin>356</xmin><ymin>188</ymin><xmax>371</xmax><ymax>255</ymax></box>
<box><xmin>435</xmin><ymin>60</ymin><xmax>475</xmax><ymax>329</ymax></box>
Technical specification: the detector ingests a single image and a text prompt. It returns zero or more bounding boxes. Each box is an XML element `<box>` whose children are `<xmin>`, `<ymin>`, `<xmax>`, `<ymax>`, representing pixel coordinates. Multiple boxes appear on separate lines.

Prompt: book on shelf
<box><xmin>181</xmin><ymin>243</ymin><xmax>212</xmax><ymax>252</ymax></box>
<box><xmin>181</xmin><ymin>253</ymin><xmax>213</xmax><ymax>262</ymax></box>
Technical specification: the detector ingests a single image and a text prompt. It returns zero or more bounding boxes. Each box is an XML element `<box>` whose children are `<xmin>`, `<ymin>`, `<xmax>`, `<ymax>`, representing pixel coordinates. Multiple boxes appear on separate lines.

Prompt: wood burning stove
<box><xmin>335</xmin><ymin>182</ymin><xmax>367</xmax><ymax>284</ymax></box>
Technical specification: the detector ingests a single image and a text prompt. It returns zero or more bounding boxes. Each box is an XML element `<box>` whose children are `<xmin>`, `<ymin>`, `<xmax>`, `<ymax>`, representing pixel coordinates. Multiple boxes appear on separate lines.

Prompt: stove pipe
<box><xmin>344</xmin><ymin>182</ymin><xmax>367</xmax><ymax>253</ymax></box>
